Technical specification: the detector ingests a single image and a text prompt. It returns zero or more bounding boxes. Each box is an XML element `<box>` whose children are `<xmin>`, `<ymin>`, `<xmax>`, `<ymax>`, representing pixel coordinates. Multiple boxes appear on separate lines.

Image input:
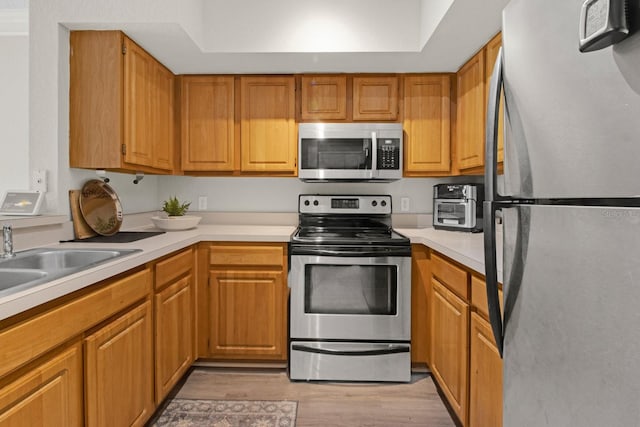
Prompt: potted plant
<box><xmin>162</xmin><ymin>196</ymin><xmax>191</xmax><ymax>217</ymax></box>
<box><xmin>152</xmin><ymin>196</ymin><xmax>201</xmax><ymax>230</ymax></box>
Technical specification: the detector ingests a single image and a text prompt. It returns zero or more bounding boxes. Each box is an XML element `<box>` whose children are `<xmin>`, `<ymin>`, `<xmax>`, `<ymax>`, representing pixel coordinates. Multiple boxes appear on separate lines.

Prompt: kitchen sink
<box><xmin>0</xmin><ymin>248</ymin><xmax>141</xmax><ymax>297</ymax></box>
<box><xmin>0</xmin><ymin>269</ymin><xmax>48</xmax><ymax>291</ymax></box>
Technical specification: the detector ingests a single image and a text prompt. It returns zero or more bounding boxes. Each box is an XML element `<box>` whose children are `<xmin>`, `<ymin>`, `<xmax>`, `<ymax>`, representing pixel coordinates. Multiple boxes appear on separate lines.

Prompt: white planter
<box><xmin>151</xmin><ymin>215</ymin><xmax>201</xmax><ymax>231</ymax></box>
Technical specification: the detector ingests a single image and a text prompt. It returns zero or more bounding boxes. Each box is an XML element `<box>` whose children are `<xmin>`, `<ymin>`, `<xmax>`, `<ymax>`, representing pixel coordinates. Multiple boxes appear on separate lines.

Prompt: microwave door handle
<box><xmin>370</xmin><ymin>131</ymin><xmax>377</xmax><ymax>178</ymax></box>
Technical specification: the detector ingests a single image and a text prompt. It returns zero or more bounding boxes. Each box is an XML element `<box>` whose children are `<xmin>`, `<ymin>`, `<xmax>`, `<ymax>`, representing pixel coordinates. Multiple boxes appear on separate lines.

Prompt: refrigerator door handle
<box><xmin>484</xmin><ymin>201</ymin><xmax>504</xmax><ymax>357</ymax></box>
<box><xmin>484</xmin><ymin>47</ymin><xmax>505</xmax><ymax>357</ymax></box>
<box><xmin>485</xmin><ymin>47</ymin><xmax>503</xmax><ymax>204</ymax></box>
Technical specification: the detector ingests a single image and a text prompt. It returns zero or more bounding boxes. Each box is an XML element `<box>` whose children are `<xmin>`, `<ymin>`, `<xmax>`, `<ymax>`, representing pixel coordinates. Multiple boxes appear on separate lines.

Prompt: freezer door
<box><xmin>502</xmin><ymin>204</ymin><xmax>640</xmax><ymax>426</ymax></box>
<box><xmin>501</xmin><ymin>0</ymin><xmax>640</xmax><ymax>198</ymax></box>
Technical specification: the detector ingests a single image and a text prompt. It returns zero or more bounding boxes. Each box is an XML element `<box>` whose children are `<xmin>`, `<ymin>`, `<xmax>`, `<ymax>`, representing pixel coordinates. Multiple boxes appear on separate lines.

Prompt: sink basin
<box><xmin>0</xmin><ymin>248</ymin><xmax>141</xmax><ymax>297</ymax></box>
<box><xmin>0</xmin><ymin>269</ymin><xmax>48</xmax><ymax>291</ymax></box>
<box><xmin>0</xmin><ymin>250</ymin><xmax>124</xmax><ymax>270</ymax></box>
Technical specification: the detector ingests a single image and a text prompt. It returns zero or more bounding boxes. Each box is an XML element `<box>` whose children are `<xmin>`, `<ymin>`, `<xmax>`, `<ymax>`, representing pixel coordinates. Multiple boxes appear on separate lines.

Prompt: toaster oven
<box><xmin>433</xmin><ymin>184</ymin><xmax>484</xmax><ymax>232</ymax></box>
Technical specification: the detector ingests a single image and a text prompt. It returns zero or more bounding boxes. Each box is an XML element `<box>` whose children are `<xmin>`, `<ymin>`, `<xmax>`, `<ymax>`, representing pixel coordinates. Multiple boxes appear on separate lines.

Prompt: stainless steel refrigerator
<box><xmin>483</xmin><ymin>0</ymin><xmax>640</xmax><ymax>425</ymax></box>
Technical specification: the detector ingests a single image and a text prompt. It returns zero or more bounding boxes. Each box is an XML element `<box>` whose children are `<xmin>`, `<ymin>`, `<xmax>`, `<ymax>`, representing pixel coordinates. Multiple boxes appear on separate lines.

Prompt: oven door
<box><xmin>289</xmin><ymin>254</ymin><xmax>411</xmax><ymax>341</ymax></box>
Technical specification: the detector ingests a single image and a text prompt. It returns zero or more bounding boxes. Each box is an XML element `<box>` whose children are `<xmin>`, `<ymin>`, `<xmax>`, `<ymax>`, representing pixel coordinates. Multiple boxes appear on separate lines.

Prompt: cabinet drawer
<box><xmin>471</xmin><ymin>275</ymin><xmax>503</xmax><ymax>320</ymax></box>
<box><xmin>431</xmin><ymin>253</ymin><xmax>469</xmax><ymax>300</ymax></box>
<box><xmin>210</xmin><ymin>245</ymin><xmax>284</xmax><ymax>267</ymax></box>
<box><xmin>155</xmin><ymin>248</ymin><xmax>193</xmax><ymax>290</ymax></box>
<box><xmin>0</xmin><ymin>268</ymin><xmax>151</xmax><ymax>378</ymax></box>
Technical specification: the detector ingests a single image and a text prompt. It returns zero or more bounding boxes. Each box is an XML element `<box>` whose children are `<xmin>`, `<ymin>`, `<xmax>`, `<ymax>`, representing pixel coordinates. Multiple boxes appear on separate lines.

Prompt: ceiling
<box><xmin>3</xmin><ymin>0</ymin><xmax>510</xmax><ymax>73</ymax></box>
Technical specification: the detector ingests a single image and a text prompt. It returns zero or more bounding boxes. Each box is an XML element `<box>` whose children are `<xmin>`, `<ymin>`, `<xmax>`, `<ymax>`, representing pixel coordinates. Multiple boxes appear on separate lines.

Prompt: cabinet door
<box><xmin>456</xmin><ymin>49</ymin><xmax>486</xmax><ymax>171</ymax></box>
<box><xmin>353</xmin><ymin>76</ymin><xmax>399</xmax><ymax>121</ymax></box>
<box><xmin>403</xmin><ymin>75</ymin><xmax>451</xmax><ymax>174</ymax></box>
<box><xmin>69</xmin><ymin>31</ymin><xmax>124</xmax><ymax>170</ymax></box>
<box><xmin>431</xmin><ymin>278</ymin><xmax>469</xmax><ymax>425</ymax></box>
<box><xmin>484</xmin><ymin>32</ymin><xmax>504</xmax><ymax>164</ymax></box>
<box><xmin>181</xmin><ymin>76</ymin><xmax>235</xmax><ymax>171</ymax></box>
<box><xmin>123</xmin><ymin>37</ymin><xmax>155</xmax><ymax>168</ymax></box>
<box><xmin>208</xmin><ymin>270</ymin><xmax>287</xmax><ymax>360</ymax></box>
<box><xmin>155</xmin><ymin>276</ymin><xmax>193</xmax><ymax>404</ymax></box>
<box><xmin>0</xmin><ymin>342</ymin><xmax>83</xmax><ymax>427</ymax></box>
<box><xmin>240</xmin><ymin>76</ymin><xmax>296</xmax><ymax>174</ymax></box>
<box><xmin>152</xmin><ymin>62</ymin><xmax>175</xmax><ymax>171</ymax></box>
<box><xmin>300</xmin><ymin>75</ymin><xmax>347</xmax><ymax>120</ymax></box>
<box><xmin>469</xmin><ymin>312</ymin><xmax>503</xmax><ymax>427</ymax></box>
<box><xmin>411</xmin><ymin>245</ymin><xmax>429</xmax><ymax>365</ymax></box>
<box><xmin>85</xmin><ymin>301</ymin><xmax>154</xmax><ymax>427</ymax></box>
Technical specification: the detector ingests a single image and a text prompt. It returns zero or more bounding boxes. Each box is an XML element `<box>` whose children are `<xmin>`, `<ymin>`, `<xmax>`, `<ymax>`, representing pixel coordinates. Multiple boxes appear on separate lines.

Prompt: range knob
<box><xmin>313</xmin><ymin>200</ymin><xmax>319</xmax><ymax>206</ymax></box>
<box><xmin>304</xmin><ymin>200</ymin><xmax>310</xmax><ymax>206</ymax></box>
<box><xmin>372</xmin><ymin>201</ymin><xmax>377</xmax><ymax>207</ymax></box>
<box><xmin>381</xmin><ymin>200</ymin><xmax>387</xmax><ymax>207</ymax></box>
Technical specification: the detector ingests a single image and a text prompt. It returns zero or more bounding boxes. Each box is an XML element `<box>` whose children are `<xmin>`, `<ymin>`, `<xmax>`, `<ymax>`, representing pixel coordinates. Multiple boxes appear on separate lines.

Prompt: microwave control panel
<box><xmin>377</xmin><ymin>139</ymin><xmax>401</xmax><ymax>170</ymax></box>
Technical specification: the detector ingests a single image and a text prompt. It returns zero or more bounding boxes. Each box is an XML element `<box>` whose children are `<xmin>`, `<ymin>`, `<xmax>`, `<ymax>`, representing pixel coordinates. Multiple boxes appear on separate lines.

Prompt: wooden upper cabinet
<box><xmin>152</xmin><ymin>63</ymin><xmax>175</xmax><ymax>170</ymax></box>
<box><xmin>70</xmin><ymin>31</ymin><xmax>175</xmax><ymax>173</ymax></box>
<box><xmin>353</xmin><ymin>76</ymin><xmax>399</xmax><ymax>121</ymax></box>
<box><xmin>403</xmin><ymin>75</ymin><xmax>452</xmax><ymax>175</ymax></box>
<box><xmin>181</xmin><ymin>76</ymin><xmax>235</xmax><ymax>171</ymax></box>
<box><xmin>123</xmin><ymin>38</ymin><xmax>154</xmax><ymax>168</ymax></box>
<box><xmin>456</xmin><ymin>49</ymin><xmax>486</xmax><ymax>171</ymax></box>
<box><xmin>240</xmin><ymin>76</ymin><xmax>297</xmax><ymax>174</ymax></box>
<box><xmin>300</xmin><ymin>75</ymin><xmax>348</xmax><ymax>120</ymax></box>
<box><xmin>484</xmin><ymin>32</ymin><xmax>504</xmax><ymax>165</ymax></box>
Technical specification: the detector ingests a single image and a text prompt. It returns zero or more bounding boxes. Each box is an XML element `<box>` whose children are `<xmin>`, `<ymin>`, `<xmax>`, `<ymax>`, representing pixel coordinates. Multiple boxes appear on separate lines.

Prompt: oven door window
<box><xmin>304</xmin><ymin>264</ymin><xmax>397</xmax><ymax>315</ymax></box>
<box><xmin>300</xmin><ymin>138</ymin><xmax>372</xmax><ymax>170</ymax></box>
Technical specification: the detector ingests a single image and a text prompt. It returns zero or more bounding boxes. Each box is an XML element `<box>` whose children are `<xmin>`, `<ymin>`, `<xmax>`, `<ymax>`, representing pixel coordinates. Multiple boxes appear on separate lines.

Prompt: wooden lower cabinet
<box><xmin>208</xmin><ymin>270</ymin><xmax>286</xmax><ymax>360</ymax></box>
<box><xmin>85</xmin><ymin>301</ymin><xmax>154</xmax><ymax>427</ymax></box>
<box><xmin>155</xmin><ymin>276</ymin><xmax>193</xmax><ymax>403</ymax></box>
<box><xmin>431</xmin><ymin>278</ymin><xmax>469</xmax><ymax>425</ymax></box>
<box><xmin>0</xmin><ymin>342</ymin><xmax>83</xmax><ymax>426</ymax></box>
<box><xmin>200</xmin><ymin>243</ymin><xmax>288</xmax><ymax>361</ymax></box>
<box><xmin>411</xmin><ymin>244</ymin><xmax>430</xmax><ymax>365</ymax></box>
<box><xmin>153</xmin><ymin>248</ymin><xmax>195</xmax><ymax>404</ymax></box>
<box><xmin>469</xmin><ymin>312</ymin><xmax>503</xmax><ymax>427</ymax></box>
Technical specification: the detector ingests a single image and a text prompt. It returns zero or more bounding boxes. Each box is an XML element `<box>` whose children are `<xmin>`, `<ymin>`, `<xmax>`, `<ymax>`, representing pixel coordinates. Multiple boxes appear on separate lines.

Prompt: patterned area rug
<box><xmin>151</xmin><ymin>399</ymin><xmax>297</xmax><ymax>427</ymax></box>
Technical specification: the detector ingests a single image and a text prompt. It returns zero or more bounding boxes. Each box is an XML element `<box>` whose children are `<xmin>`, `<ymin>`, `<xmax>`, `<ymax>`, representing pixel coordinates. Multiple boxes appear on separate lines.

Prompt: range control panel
<box><xmin>299</xmin><ymin>195</ymin><xmax>392</xmax><ymax>214</ymax></box>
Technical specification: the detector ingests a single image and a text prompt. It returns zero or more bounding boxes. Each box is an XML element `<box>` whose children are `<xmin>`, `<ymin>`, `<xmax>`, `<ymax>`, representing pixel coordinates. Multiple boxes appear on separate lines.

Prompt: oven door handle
<box><xmin>291</xmin><ymin>344</ymin><xmax>409</xmax><ymax>357</ymax></box>
<box><xmin>291</xmin><ymin>248</ymin><xmax>411</xmax><ymax>257</ymax></box>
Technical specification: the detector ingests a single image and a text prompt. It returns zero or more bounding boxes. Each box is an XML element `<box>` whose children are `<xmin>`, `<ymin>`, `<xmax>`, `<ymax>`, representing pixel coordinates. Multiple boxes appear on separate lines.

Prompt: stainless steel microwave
<box><xmin>298</xmin><ymin>123</ymin><xmax>403</xmax><ymax>182</ymax></box>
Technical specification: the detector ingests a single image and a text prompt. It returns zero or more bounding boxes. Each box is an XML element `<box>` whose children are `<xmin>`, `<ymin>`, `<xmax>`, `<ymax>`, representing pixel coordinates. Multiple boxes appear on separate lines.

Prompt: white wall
<box><xmin>0</xmin><ymin>35</ymin><xmax>29</xmax><ymax>196</ymax></box>
<box><xmin>30</xmin><ymin>0</ymin><xmax>199</xmax><ymax>214</ymax></box>
<box><xmin>157</xmin><ymin>176</ymin><xmax>480</xmax><ymax>214</ymax></box>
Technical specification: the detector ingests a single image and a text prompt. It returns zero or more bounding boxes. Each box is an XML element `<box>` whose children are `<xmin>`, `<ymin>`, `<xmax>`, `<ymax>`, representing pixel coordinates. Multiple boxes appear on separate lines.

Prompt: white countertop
<box><xmin>0</xmin><ymin>222</ymin><xmax>502</xmax><ymax>322</ymax></box>
<box><xmin>0</xmin><ymin>225</ymin><xmax>295</xmax><ymax>321</ymax></box>
<box><xmin>397</xmin><ymin>227</ymin><xmax>503</xmax><ymax>283</ymax></box>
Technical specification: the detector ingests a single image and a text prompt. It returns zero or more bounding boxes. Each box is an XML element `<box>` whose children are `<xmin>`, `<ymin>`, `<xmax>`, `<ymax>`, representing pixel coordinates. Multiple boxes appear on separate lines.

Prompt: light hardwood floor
<box><xmin>161</xmin><ymin>368</ymin><xmax>456</xmax><ymax>426</ymax></box>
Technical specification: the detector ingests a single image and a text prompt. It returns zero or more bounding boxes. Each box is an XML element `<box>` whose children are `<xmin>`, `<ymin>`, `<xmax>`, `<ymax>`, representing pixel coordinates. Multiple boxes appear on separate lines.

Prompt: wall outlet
<box><xmin>400</xmin><ymin>197</ymin><xmax>410</xmax><ymax>212</ymax></box>
<box><xmin>198</xmin><ymin>196</ymin><xmax>207</xmax><ymax>211</ymax></box>
<box><xmin>31</xmin><ymin>170</ymin><xmax>47</xmax><ymax>192</ymax></box>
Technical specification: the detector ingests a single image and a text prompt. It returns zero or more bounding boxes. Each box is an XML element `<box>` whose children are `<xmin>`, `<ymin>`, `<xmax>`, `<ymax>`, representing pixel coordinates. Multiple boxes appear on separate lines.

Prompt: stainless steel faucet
<box><xmin>1</xmin><ymin>224</ymin><xmax>15</xmax><ymax>258</ymax></box>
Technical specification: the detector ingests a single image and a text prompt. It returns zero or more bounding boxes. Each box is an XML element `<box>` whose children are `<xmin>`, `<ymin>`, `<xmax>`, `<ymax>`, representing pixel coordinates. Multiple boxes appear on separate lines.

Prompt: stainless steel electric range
<box><xmin>288</xmin><ymin>194</ymin><xmax>412</xmax><ymax>382</ymax></box>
